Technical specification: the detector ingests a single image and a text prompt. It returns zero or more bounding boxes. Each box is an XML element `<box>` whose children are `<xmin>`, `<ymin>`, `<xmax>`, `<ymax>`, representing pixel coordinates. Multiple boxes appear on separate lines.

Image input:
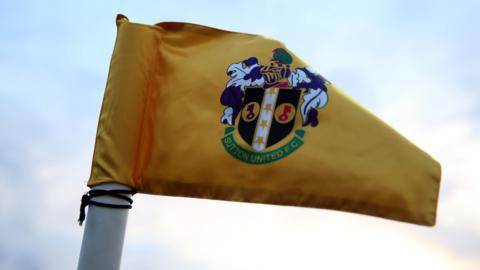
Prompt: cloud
<box><xmin>127</xmin><ymin>196</ymin><xmax>480</xmax><ymax>270</ymax></box>
<box><xmin>0</xmin><ymin>0</ymin><xmax>479</xmax><ymax>269</ymax></box>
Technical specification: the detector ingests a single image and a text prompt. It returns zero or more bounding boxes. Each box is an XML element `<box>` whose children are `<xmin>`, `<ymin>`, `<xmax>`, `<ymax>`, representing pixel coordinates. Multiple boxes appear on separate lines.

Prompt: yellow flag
<box><xmin>88</xmin><ymin>15</ymin><xmax>441</xmax><ymax>226</ymax></box>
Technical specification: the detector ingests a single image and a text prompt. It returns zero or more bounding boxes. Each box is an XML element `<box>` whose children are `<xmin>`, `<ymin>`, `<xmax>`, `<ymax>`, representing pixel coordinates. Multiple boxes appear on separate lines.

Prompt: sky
<box><xmin>0</xmin><ymin>0</ymin><xmax>479</xmax><ymax>269</ymax></box>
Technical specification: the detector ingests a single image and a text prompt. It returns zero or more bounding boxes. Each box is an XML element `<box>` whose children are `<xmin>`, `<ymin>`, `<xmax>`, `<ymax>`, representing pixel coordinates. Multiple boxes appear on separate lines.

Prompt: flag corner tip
<box><xmin>116</xmin><ymin>14</ymin><xmax>129</xmax><ymax>26</ymax></box>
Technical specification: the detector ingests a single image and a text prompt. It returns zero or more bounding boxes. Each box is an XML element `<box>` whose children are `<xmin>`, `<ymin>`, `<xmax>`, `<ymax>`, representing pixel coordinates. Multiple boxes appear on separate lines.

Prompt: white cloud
<box><xmin>126</xmin><ymin>196</ymin><xmax>480</xmax><ymax>270</ymax></box>
<box><xmin>1</xmin><ymin>0</ymin><xmax>479</xmax><ymax>269</ymax></box>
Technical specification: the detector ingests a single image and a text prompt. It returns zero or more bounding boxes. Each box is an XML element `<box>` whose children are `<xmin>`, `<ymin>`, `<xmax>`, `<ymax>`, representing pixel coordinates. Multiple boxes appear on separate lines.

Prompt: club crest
<box><xmin>219</xmin><ymin>48</ymin><xmax>330</xmax><ymax>164</ymax></box>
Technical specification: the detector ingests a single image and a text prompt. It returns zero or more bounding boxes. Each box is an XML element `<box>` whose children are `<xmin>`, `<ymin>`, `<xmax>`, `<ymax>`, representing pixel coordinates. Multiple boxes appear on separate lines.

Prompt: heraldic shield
<box><xmin>238</xmin><ymin>87</ymin><xmax>301</xmax><ymax>151</ymax></box>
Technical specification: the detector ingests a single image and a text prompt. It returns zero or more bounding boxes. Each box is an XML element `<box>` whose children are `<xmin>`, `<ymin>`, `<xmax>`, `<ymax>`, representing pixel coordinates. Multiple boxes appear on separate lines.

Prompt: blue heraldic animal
<box><xmin>220</xmin><ymin>48</ymin><xmax>329</xmax><ymax>127</ymax></box>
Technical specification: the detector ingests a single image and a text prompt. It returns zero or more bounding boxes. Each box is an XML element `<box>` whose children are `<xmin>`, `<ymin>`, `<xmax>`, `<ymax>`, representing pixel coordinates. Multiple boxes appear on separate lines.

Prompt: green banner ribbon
<box><xmin>221</xmin><ymin>128</ymin><xmax>304</xmax><ymax>164</ymax></box>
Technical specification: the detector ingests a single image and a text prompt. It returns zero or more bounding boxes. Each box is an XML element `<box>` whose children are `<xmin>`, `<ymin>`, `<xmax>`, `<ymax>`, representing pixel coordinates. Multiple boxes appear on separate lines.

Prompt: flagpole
<box><xmin>77</xmin><ymin>183</ymin><xmax>133</xmax><ymax>270</ymax></box>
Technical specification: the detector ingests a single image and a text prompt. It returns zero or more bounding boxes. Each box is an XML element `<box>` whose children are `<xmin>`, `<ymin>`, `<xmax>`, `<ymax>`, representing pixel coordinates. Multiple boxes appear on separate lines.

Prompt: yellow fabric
<box><xmin>88</xmin><ymin>15</ymin><xmax>441</xmax><ymax>226</ymax></box>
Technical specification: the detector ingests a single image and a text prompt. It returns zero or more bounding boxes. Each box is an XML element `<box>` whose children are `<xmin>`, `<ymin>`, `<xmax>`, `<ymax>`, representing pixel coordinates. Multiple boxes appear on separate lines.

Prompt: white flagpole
<box><xmin>77</xmin><ymin>183</ymin><xmax>133</xmax><ymax>270</ymax></box>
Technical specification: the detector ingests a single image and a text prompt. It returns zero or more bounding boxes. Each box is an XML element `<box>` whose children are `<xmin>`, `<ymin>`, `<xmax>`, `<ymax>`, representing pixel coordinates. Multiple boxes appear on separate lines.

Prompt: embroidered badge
<box><xmin>220</xmin><ymin>48</ymin><xmax>329</xmax><ymax>164</ymax></box>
